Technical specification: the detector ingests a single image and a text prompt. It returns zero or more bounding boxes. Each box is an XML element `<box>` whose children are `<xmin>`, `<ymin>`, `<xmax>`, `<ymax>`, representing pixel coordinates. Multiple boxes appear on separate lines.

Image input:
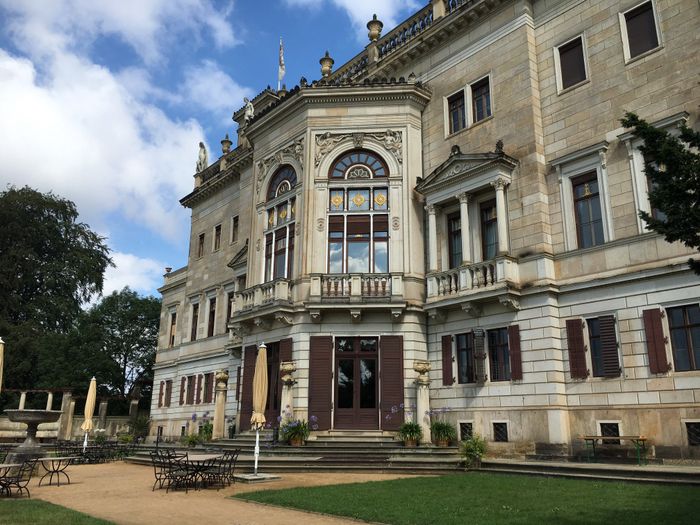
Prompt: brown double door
<box><xmin>334</xmin><ymin>337</ymin><xmax>379</xmax><ymax>429</ymax></box>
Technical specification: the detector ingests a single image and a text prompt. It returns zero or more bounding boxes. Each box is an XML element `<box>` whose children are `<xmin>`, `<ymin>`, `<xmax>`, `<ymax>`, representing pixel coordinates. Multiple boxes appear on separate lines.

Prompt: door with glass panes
<box><xmin>334</xmin><ymin>337</ymin><xmax>378</xmax><ymax>429</ymax></box>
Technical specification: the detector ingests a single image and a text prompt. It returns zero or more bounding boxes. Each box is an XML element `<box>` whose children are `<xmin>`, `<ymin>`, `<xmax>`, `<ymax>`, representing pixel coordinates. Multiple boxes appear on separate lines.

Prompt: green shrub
<box><xmin>199</xmin><ymin>421</ymin><xmax>213</xmax><ymax>442</ymax></box>
<box><xmin>181</xmin><ymin>433</ymin><xmax>201</xmax><ymax>448</ymax></box>
<box><xmin>117</xmin><ymin>433</ymin><xmax>134</xmax><ymax>444</ymax></box>
<box><xmin>430</xmin><ymin>421</ymin><xmax>457</xmax><ymax>442</ymax></box>
<box><xmin>461</xmin><ymin>433</ymin><xmax>487</xmax><ymax>468</ymax></box>
<box><xmin>397</xmin><ymin>421</ymin><xmax>423</xmax><ymax>442</ymax></box>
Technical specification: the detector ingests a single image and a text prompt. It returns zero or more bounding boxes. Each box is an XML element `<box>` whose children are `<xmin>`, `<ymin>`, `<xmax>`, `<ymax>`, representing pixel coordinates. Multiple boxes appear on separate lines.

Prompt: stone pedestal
<box><xmin>212</xmin><ymin>370</ymin><xmax>229</xmax><ymax>440</ymax></box>
<box><xmin>4</xmin><ymin>410</ymin><xmax>62</xmax><ymax>463</ymax></box>
<box><xmin>414</xmin><ymin>360</ymin><xmax>432</xmax><ymax>444</ymax></box>
<box><xmin>98</xmin><ymin>401</ymin><xmax>108</xmax><ymax>430</ymax></box>
<box><xmin>279</xmin><ymin>361</ymin><xmax>296</xmax><ymax>418</ymax></box>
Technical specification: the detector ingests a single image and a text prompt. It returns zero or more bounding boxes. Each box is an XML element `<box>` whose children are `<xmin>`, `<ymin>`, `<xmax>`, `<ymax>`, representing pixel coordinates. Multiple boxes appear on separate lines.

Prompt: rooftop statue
<box><xmin>244</xmin><ymin>97</ymin><xmax>255</xmax><ymax>124</ymax></box>
<box><xmin>196</xmin><ymin>142</ymin><xmax>208</xmax><ymax>172</ymax></box>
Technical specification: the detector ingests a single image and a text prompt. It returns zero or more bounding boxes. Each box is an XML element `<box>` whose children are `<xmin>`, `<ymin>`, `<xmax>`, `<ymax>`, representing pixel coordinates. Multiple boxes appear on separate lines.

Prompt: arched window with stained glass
<box><xmin>264</xmin><ymin>165</ymin><xmax>297</xmax><ymax>282</ymax></box>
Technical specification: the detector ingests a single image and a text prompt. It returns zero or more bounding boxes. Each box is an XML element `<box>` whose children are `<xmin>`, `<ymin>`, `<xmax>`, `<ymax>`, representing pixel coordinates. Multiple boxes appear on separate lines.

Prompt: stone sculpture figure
<box><xmin>244</xmin><ymin>97</ymin><xmax>254</xmax><ymax>123</ymax></box>
<box><xmin>196</xmin><ymin>142</ymin><xmax>208</xmax><ymax>172</ymax></box>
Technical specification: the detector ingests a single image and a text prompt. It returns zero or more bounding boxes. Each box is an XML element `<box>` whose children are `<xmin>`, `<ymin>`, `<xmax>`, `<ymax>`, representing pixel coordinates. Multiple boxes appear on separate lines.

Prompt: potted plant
<box><xmin>280</xmin><ymin>417</ymin><xmax>310</xmax><ymax>446</ymax></box>
<box><xmin>398</xmin><ymin>421</ymin><xmax>423</xmax><ymax>447</ymax></box>
<box><xmin>431</xmin><ymin>420</ymin><xmax>457</xmax><ymax>447</ymax></box>
<box><xmin>460</xmin><ymin>433</ymin><xmax>487</xmax><ymax>469</ymax></box>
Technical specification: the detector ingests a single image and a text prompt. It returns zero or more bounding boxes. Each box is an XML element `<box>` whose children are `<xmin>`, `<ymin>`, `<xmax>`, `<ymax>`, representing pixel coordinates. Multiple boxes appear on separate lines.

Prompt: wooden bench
<box><xmin>580</xmin><ymin>435</ymin><xmax>648</xmax><ymax>465</ymax></box>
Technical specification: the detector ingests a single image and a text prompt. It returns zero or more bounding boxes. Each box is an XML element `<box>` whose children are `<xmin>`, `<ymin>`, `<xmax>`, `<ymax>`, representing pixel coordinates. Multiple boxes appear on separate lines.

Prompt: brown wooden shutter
<box><xmin>473</xmin><ymin>329</ymin><xmax>487</xmax><ymax>382</ymax></box>
<box><xmin>179</xmin><ymin>377</ymin><xmax>186</xmax><ymax>405</ymax></box>
<box><xmin>308</xmin><ymin>336</ymin><xmax>333</xmax><ymax>430</ymax></box>
<box><xmin>165</xmin><ymin>380</ymin><xmax>172</xmax><ymax>407</ymax></box>
<box><xmin>508</xmin><ymin>324</ymin><xmax>523</xmax><ymax>380</ymax></box>
<box><xmin>380</xmin><ymin>336</ymin><xmax>404</xmax><ymax>431</ymax></box>
<box><xmin>236</xmin><ymin>366</ymin><xmax>241</xmax><ymax>400</ymax></box>
<box><xmin>239</xmin><ymin>345</ymin><xmax>256</xmax><ymax>431</ymax></box>
<box><xmin>186</xmin><ymin>376</ymin><xmax>195</xmax><ymax>405</ymax></box>
<box><xmin>643</xmin><ymin>309</ymin><xmax>671</xmax><ymax>373</ymax></box>
<box><xmin>158</xmin><ymin>381</ymin><xmax>164</xmax><ymax>408</ymax></box>
<box><xmin>599</xmin><ymin>315</ymin><xmax>621</xmax><ymax>377</ymax></box>
<box><xmin>566</xmin><ymin>319</ymin><xmax>589</xmax><ymax>379</ymax></box>
<box><xmin>195</xmin><ymin>374</ymin><xmax>203</xmax><ymax>404</ymax></box>
<box><xmin>279</xmin><ymin>338</ymin><xmax>293</xmax><ymax>413</ymax></box>
<box><xmin>441</xmin><ymin>335</ymin><xmax>454</xmax><ymax>386</ymax></box>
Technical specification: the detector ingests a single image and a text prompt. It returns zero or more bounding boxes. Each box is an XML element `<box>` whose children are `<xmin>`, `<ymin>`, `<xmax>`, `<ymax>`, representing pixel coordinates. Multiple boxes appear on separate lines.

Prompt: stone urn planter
<box><xmin>289</xmin><ymin>437</ymin><xmax>304</xmax><ymax>447</ymax></box>
<box><xmin>434</xmin><ymin>439</ymin><xmax>450</xmax><ymax>448</ymax></box>
<box><xmin>403</xmin><ymin>439</ymin><xmax>418</xmax><ymax>448</ymax></box>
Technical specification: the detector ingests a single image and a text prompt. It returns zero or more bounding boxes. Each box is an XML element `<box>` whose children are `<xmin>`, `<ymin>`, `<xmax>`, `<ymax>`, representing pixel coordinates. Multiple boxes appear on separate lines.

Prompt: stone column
<box><xmin>279</xmin><ymin>361</ymin><xmax>297</xmax><ymax>418</ymax></box>
<box><xmin>45</xmin><ymin>392</ymin><xmax>54</xmax><ymax>411</ymax></box>
<box><xmin>212</xmin><ymin>370</ymin><xmax>229</xmax><ymax>440</ymax></box>
<box><xmin>98</xmin><ymin>401</ymin><xmax>108</xmax><ymax>430</ymax></box>
<box><xmin>457</xmin><ymin>192</ymin><xmax>472</xmax><ymax>264</ymax></box>
<box><xmin>426</xmin><ymin>204</ymin><xmax>438</xmax><ymax>272</ymax></box>
<box><xmin>18</xmin><ymin>391</ymin><xmax>27</xmax><ymax>410</ymax></box>
<box><xmin>413</xmin><ymin>360</ymin><xmax>432</xmax><ymax>445</ymax></box>
<box><xmin>65</xmin><ymin>399</ymin><xmax>76</xmax><ymax>440</ymax></box>
<box><xmin>491</xmin><ymin>178</ymin><xmax>510</xmax><ymax>255</ymax></box>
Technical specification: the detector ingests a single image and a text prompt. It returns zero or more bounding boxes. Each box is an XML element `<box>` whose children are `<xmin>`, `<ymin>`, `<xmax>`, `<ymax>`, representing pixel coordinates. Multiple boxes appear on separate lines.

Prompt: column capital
<box><xmin>424</xmin><ymin>204</ymin><xmax>437</xmax><ymax>215</ymax></box>
<box><xmin>490</xmin><ymin>177</ymin><xmax>509</xmax><ymax>190</ymax></box>
<box><xmin>456</xmin><ymin>192</ymin><xmax>472</xmax><ymax>204</ymax></box>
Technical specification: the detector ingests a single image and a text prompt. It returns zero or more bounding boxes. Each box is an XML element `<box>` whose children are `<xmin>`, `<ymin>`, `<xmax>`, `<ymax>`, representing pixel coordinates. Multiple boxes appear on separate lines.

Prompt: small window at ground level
<box><xmin>600</xmin><ymin>422</ymin><xmax>620</xmax><ymax>445</ymax></box>
<box><xmin>686</xmin><ymin>422</ymin><xmax>700</xmax><ymax>446</ymax></box>
<box><xmin>460</xmin><ymin>422</ymin><xmax>473</xmax><ymax>441</ymax></box>
<box><xmin>558</xmin><ymin>36</ymin><xmax>587</xmax><ymax>90</ymax></box>
<box><xmin>624</xmin><ymin>2</ymin><xmax>659</xmax><ymax>59</ymax></box>
<box><xmin>493</xmin><ymin>422</ymin><xmax>508</xmax><ymax>442</ymax></box>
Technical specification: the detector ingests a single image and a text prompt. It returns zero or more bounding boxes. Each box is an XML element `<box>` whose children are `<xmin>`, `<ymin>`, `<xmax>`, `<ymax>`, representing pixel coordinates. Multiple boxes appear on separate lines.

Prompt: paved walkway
<box><xmin>29</xmin><ymin>462</ymin><xmax>422</xmax><ymax>525</ymax></box>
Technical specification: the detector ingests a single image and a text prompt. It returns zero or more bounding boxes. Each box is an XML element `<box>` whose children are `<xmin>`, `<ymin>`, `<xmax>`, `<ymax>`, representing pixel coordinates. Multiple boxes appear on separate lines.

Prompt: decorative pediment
<box><xmin>227</xmin><ymin>239</ymin><xmax>248</xmax><ymax>269</ymax></box>
<box><xmin>416</xmin><ymin>144</ymin><xmax>518</xmax><ymax>196</ymax></box>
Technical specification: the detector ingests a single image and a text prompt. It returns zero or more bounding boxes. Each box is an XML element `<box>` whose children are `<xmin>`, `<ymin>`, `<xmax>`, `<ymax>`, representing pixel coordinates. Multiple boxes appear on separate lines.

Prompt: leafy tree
<box><xmin>621</xmin><ymin>113</ymin><xmax>700</xmax><ymax>273</ymax></box>
<box><xmin>0</xmin><ymin>186</ymin><xmax>112</xmax><ymax>395</ymax></box>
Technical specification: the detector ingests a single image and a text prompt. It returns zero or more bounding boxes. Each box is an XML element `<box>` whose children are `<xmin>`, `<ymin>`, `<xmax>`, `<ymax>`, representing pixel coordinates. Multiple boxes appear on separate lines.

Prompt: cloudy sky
<box><xmin>0</xmin><ymin>0</ymin><xmax>420</xmax><ymax>299</ymax></box>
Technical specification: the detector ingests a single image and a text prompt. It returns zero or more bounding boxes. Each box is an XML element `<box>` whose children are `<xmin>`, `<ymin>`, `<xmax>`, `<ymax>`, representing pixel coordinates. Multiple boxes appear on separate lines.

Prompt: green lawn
<box><xmin>235</xmin><ymin>472</ymin><xmax>699</xmax><ymax>525</ymax></box>
<box><xmin>0</xmin><ymin>500</ymin><xmax>114</xmax><ymax>525</ymax></box>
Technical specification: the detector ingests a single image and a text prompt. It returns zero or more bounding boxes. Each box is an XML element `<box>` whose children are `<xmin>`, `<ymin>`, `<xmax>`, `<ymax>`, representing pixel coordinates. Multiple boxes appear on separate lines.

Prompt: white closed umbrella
<box><xmin>80</xmin><ymin>377</ymin><xmax>97</xmax><ymax>451</ymax></box>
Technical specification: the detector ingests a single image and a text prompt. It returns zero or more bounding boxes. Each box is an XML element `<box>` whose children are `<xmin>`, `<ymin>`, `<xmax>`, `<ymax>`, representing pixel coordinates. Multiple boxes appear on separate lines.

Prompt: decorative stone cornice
<box><xmin>314</xmin><ymin>129</ymin><xmax>403</xmax><ymax>168</ymax></box>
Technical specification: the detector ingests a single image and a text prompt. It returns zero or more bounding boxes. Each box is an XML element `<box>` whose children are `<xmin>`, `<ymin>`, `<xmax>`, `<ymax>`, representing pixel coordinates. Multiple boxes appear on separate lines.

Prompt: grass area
<box><xmin>0</xmin><ymin>500</ymin><xmax>114</xmax><ymax>525</ymax></box>
<box><xmin>235</xmin><ymin>472</ymin><xmax>699</xmax><ymax>525</ymax></box>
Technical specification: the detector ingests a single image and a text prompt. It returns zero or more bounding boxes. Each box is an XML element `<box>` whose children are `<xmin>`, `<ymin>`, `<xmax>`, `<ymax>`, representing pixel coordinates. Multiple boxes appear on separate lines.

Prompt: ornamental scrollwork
<box><xmin>255</xmin><ymin>136</ymin><xmax>305</xmax><ymax>196</ymax></box>
<box><xmin>313</xmin><ymin>129</ymin><xmax>403</xmax><ymax>168</ymax></box>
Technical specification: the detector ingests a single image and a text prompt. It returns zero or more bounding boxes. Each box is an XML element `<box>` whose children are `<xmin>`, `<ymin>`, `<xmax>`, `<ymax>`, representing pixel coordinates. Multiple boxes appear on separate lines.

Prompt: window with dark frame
<box><xmin>645</xmin><ymin>174</ymin><xmax>667</xmax><ymax>221</ymax></box>
<box><xmin>203</xmin><ymin>373</ymin><xmax>213</xmax><ymax>403</ymax></box>
<box><xmin>667</xmin><ymin>304</ymin><xmax>700</xmax><ymax>371</ymax></box>
<box><xmin>459</xmin><ymin>422</ymin><xmax>473</xmax><ymax>441</ymax></box>
<box><xmin>197</xmin><ymin>233</ymin><xmax>205</xmax><ymax>258</ymax></box>
<box><xmin>600</xmin><ymin>422</ymin><xmax>620</xmax><ymax>444</ymax></box>
<box><xmin>572</xmin><ymin>171</ymin><xmax>605</xmax><ymax>248</ymax></box>
<box><xmin>586</xmin><ymin>316</ymin><xmax>621</xmax><ymax>378</ymax></box>
<box><xmin>686</xmin><ymin>422</ymin><xmax>700</xmax><ymax>446</ymax></box>
<box><xmin>480</xmin><ymin>200</ymin><xmax>498</xmax><ymax>260</ymax></box>
<box><xmin>186</xmin><ymin>375</ymin><xmax>195</xmax><ymax>405</ymax></box>
<box><xmin>487</xmin><ymin>327</ymin><xmax>510</xmax><ymax>381</ymax></box>
<box><xmin>493</xmin><ymin>422</ymin><xmax>508</xmax><ymax>442</ymax></box>
<box><xmin>190</xmin><ymin>303</ymin><xmax>199</xmax><ymax>341</ymax></box>
<box><xmin>213</xmin><ymin>224</ymin><xmax>221</xmax><ymax>251</ymax></box>
<box><xmin>456</xmin><ymin>332</ymin><xmax>476</xmax><ymax>384</ymax></box>
<box><xmin>447</xmin><ymin>91</ymin><xmax>466</xmax><ymax>134</ymax></box>
<box><xmin>447</xmin><ymin>212</ymin><xmax>462</xmax><ymax>269</ymax></box>
<box><xmin>207</xmin><ymin>297</ymin><xmax>216</xmax><ymax>337</ymax></box>
<box><xmin>558</xmin><ymin>36</ymin><xmax>587</xmax><ymax>90</ymax></box>
<box><xmin>168</xmin><ymin>312</ymin><xmax>177</xmax><ymax>348</ymax></box>
<box><xmin>264</xmin><ymin>165</ymin><xmax>297</xmax><ymax>282</ymax></box>
<box><xmin>624</xmin><ymin>1</ymin><xmax>659</xmax><ymax>59</ymax></box>
<box><xmin>226</xmin><ymin>291</ymin><xmax>234</xmax><ymax>321</ymax></box>
<box><xmin>471</xmin><ymin>77</ymin><xmax>492</xmax><ymax>123</ymax></box>
<box><xmin>164</xmin><ymin>380</ymin><xmax>172</xmax><ymax>407</ymax></box>
<box><xmin>231</xmin><ymin>215</ymin><xmax>239</xmax><ymax>243</ymax></box>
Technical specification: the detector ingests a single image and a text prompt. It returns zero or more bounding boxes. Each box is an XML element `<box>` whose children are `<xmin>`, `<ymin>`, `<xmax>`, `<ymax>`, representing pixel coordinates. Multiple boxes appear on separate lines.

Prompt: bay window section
<box><xmin>373</xmin><ymin>216</ymin><xmax>388</xmax><ymax>273</ymax></box>
<box><xmin>327</xmin><ymin>214</ymin><xmax>390</xmax><ymax>274</ymax></box>
<box><xmin>263</xmin><ymin>165</ymin><xmax>297</xmax><ymax>282</ymax></box>
<box><xmin>328</xmin><ymin>216</ymin><xmax>344</xmax><ymax>273</ymax></box>
<box><xmin>347</xmin><ymin>216</ymin><xmax>370</xmax><ymax>273</ymax></box>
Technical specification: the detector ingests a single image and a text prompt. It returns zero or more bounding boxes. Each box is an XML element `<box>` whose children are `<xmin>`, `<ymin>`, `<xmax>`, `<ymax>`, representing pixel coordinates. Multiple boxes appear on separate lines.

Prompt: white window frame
<box><xmin>443</xmin><ymin>88</ymin><xmax>467</xmax><ymax>137</ymax></box>
<box><xmin>552</xmin><ymin>142</ymin><xmax>613</xmax><ymax>251</ymax></box>
<box><xmin>188</xmin><ymin>296</ymin><xmax>200</xmax><ymax>343</ymax></box>
<box><xmin>618</xmin><ymin>0</ymin><xmax>662</xmax><ymax>64</ymax></box>
<box><xmin>619</xmin><ymin>112</ymin><xmax>689</xmax><ymax>234</ymax></box>
<box><xmin>465</xmin><ymin>73</ymin><xmax>493</xmax><ymax>127</ymax></box>
<box><xmin>553</xmin><ymin>33</ymin><xmax>590</xmax><ymax>94</ymax></box>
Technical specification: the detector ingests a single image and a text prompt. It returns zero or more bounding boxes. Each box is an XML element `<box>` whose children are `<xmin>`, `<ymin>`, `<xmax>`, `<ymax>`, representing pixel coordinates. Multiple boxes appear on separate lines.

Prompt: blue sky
<box><xmin>0</xmin><ymin>0</ymin><xmax>421</xmax><ymax>299</ymax></box>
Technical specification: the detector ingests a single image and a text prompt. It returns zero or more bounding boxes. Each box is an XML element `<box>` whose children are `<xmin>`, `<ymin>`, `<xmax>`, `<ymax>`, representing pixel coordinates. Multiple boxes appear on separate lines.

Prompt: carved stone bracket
<box><xmin>256</xmin><ymin>136</ymin><xmax>305</xmax><ymax>196</ymax></box>
<box><xmin>253</xmin><ymin>317</ymin><xmax>270</xmax><ymax>330</ymax></box>
<box><xmin>462</xmin><ymin>302</ymin><xmax>482</xmax><ymax>317</ymax></box>
<box><xmin>275</xmin><ymin>313</ymin><xmax>294</xmax><ymax>326</ymax></box>
<box><xmin>427</xmin><ymin>309</ymin><xmax>445</xmax><ymax>323</ymax></box>
<box><xmin>309</xmin><ymin>310</ymin><xmax>322</xmax><ymax>323</ymax></box>
<box><xmin>391</xmin><ymin>308</ymin><xmax>403</xmax><ymax>321</ymax></box>
<box><xmin>499</xmin><ymin>294</ymin><xmax>521</xmax><ymax>311</ymax></box>
<box><xmin>350</xmin><ymin>310</ymin><xmax>362</xmax><ymax>323</ymax></box>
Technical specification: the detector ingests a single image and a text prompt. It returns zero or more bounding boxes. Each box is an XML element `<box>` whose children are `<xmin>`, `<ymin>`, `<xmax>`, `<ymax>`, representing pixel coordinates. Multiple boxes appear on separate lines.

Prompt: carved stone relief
<box><xmin>256</xmin><ymin>136</ymin><xmax>305</xmax><ymax>196</ymax></box>
<box><xmin>392</xmin><ymin>217</ymin><xmax>400</xmax><ymax>231</ymax></box>
<box><xmin>316</xmin><ymin>218</ymin><xmax>325</xmax><ymax>231</ymax></box>
<box><xmin>313</xmin><ymin>129</ymin><xmax>403</xmax><ymax>168</ymax></box>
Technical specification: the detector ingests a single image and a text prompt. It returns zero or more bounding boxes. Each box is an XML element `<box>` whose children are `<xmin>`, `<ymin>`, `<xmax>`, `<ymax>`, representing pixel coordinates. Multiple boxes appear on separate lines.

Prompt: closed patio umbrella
<box><xmin>0</xmin><ymin>337</ymin><xmax>5</xmax><ymax>394</ymax></box>
<box><xmin>250</xmin><ymin>343</ymin><xmax>268</xmax><ymax>475</ymax></box>
<box><xmin>81</xmin><ymin>377</ymin><xmax>97</xmax><ymax>452</ymax></box>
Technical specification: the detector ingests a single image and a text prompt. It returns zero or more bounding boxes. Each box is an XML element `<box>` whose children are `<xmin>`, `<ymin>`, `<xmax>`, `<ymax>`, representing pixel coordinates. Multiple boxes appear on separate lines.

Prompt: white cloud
<box><xmin>103</xmin><ymin>252</ymin><xmax>165</xmax><ymax>297</ymax></box>
<box><xmin>0</xmin><ymin>0</ymin><xmax>237</xmax><ymax>64</ymax></box>
<box><xmin>284</xmin><ymin>0</ymin><xmax>421</xmax><ymax>41</ymax></box>
<box><xmin>181</xmin><ymin>60</ymin><xmax>255</xmax><ymax>119</ymax></box>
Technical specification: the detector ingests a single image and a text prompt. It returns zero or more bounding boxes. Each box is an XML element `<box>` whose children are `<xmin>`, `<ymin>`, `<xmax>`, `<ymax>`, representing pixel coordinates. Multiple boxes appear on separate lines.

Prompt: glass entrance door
<box><xmin>334</xmin><ymin>337</ymin><xmax>379</xmax><ymax>429</ymax></box>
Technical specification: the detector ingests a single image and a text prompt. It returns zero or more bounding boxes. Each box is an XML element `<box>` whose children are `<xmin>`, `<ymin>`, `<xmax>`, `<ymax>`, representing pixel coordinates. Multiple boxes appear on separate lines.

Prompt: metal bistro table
<box><xmin>0</xmin><ymin>463</ymin><xmax>21</xmax><ymax>496</ymax></box>
<box><xmin>186</xmin><ymin>453</ymin><xmax>223</xmax><ymax>490</ymax></box>
<box><xmin>38</xmin><ymin>456</ymin><xmax>78</xmax><ymax>487</ymax></box>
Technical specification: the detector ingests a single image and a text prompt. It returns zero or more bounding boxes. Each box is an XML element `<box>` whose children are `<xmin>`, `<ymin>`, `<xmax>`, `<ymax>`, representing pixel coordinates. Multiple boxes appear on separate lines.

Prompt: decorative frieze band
<box><xmin>314</xmin><ymin>129</ymin><xmax>403</xmax><ymax>168</ymax></box>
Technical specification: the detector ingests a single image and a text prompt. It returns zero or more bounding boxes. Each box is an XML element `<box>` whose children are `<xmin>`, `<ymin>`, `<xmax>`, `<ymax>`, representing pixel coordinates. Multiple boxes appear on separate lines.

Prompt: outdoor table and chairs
<box><xmin>580</xmin><ymin>435</ymin><xmax>648</xmax><ymax>465</ymax></box>
<box><xmin>150</xmin><ymin>449</ymin><xmax>240</xmax><ymax>493</ymax></box>
<box><xmin>0</xmin><ymin>463</ymin><xmax>21</xmax><ymax>497</ymax></box>
<box><xmin>38</xmin><ymin>456</ymin><xmax>78</xmax><ymax>487</ymax></box>
<box><xmin>0</xmin><ymin>459</ymin><xmax>37</xmax><ymax>498</ymax></box>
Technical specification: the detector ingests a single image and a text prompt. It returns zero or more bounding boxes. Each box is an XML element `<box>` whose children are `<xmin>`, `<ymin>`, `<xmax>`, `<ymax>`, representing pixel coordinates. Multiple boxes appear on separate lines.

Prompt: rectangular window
<box><xmin>447</xmin><ymin>91</ymin><xmax>466</xmax><ymax>134</ymax></box>
<box><xmin>493</xmin><ymin>422</ymin><xmax>508</xmax><ymax>442</ymax></box>
<box><xmin>456</xmin><ymin>332</ymin><xmax>475</xmax><ymax>384</ymax></box>
<box><xmin>347</xmin><ymin>215</ymin><xmax>370</xmax><ymax>273</ymax></box>
<box><xmin>226</xmin><ymin>291</ymin><xmax>234</xmax><ymax>321</ymax></box>
<box><xmin>197</xmin><ymin>233</ymin><xmax>205</xmax><ymax>258</ymax></box>
<box><xmin>186</xmin><ymin>375</ymin><xmax>195</xmax><ymax>405</ymax></box>
<box><xmin>287</xmin><ymin>227</ymin><xmax>295</xmax><ymax>277</ymax></box>
<box><xmin>687</xmin><ymin>422</ymin><xmax>700</xmax><ymax>446</ymax></box>
<box><xmin>487</xmin><ymin>328</ymin><xmax>510</xmax><ymax>381</ymax></box>
<box><xmin>471</xmin><ymin>77</ymin><xmax>492</xmax><ymax>123</ymax></box>
<box><xmin>447</xmin><ymin>212</ymin><xmax>462</xmax><ymax>269</ymax></box>
<box><xmin>273</xmin><ymin>228</ymin><xmax>287</xmax><ymax>279</ymax></box>
<box><xmin>373</xmin><ymin>215</ymin><xmax>388</xmax><ymax>273</ymax></box>
<box><xmin>623</xmin><ymin>1</ymin><xmax>659</xmax><ymax>60</ymax></box>
<box><xmin>328</xmin><ymin>216</ymin><xmax>344</xmax><ymax>273</ymax></box>
<box><xmin>587</xmin><ymin>316</ymin><xmax>621</xmax><ymax>377</ymax></box>
<box><xmin>203</xmin><ymin>373</ymin><xmax>214</xmax><ymax>403</ymax></box>
<box><xmin>645</xmin><ymin>174</ymin><xmax>667</xmax><ymax>221</ymax></box>
<box><xmin>190</xmin><ymin>303</ymin><xmax>199</xmax><ymax>341</ymax></box>
<box><xmin>557</xmin><ymin>36</ymin><xmax>587</xmax><ymax>90</ymax></box>
<box><xmin>207</xmin><ymin>297</ymin><xmax>216</xmax><ymax>337</ymax></box>
<box><xmin>667</xmin><ymin>304</ymin><xmax>700</xmax><ymax>371</ymax></box>
<box><xmin>168</xmin><ymin>312</ymin><xmax>177</xmax><ymax>348</ymax></box>
<box><xmin>600</xmin><ymin>422</ymin><xmax>620</xmax><ymax>445</ymax></box>
<box><xmin>572</xmin><ymin>171</ymin><xmax>605</xmax><ymax>248</ymax></box>
<box><xmin>213</xmin><ymin>224</ymin><xmax>221</xmax><ymax>251</ymax></box>
<box><xmin>264</xmin><ymin>233</ymin><xmax>273</xmax><ymax>281</ymax></box>
<box><xmin>231</xmin><ymin>215</ymin><xmax>239</xmax><ymax>243</ymax></box>
<box><xmin>480</xmin><ymin>200</ymin><xmax>498</xmax><ymax>260</ymax></box>
<box><xmin>459</xmin><ymin>422</ymin><xmax>473</xmax><ymax>441</ymax></box>
<box><xmin>164</xmin><ymin>380</ymin><xmax>172</xmax><ymax>407</ymax></box>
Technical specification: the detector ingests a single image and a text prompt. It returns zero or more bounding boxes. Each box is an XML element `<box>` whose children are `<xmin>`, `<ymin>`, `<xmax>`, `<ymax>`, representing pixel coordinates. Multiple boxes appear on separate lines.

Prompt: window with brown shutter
<box><xmin>623</xmin><ymin>1</ymin><xmax>659</xmax><ymax>59</ymax></box>
<box><xmin>508</xmin><ymin>325</ymin><xmax>523</xmax><ymax>380</ymax></box>
<box><xmin>186</xmin><ymin>375</ymin><xmax>195</xmax><ymax>405</ymax></box>
<box><xmin>456</xmin><ymin>332</ymin><xmax>475</xmax><ymax>384</ymax></box>
<box><xmin>666</xmin><ymin>304</ymin><xmax>700</xmax><ymax>371</ymax></box>
<box><xmin>236</xmin><ymin>366</ymin><xmax>241</xmax><ymax>400</ymax></box>
<box><xmin>488</xmin><ymin>327</ymin><xmax>510</xmax><ymax>381</ymax></box>
<box><xmin>380</xmin><ymin>336</ymin><xmax>404</xmax><ymax>431</ymax></box>
<box><xmin>474</xmin><ymin>329</ymin><xmax>487</xmax><ymax>382</ymax></box>
<box><xmin>239</xmin><ymin>345</ymin><xmax>257</xmax><ymax>431</ymax></box>
<box><xmin>598</xmin><ymin>315</ymin><xmax>621</xmax><ymax>377</ymax></box>
<box><xmin>308</xmin><ymin>336</ymin><xmax>333</xmax><ymax>430</ymax></box>
<box><xmin>158</xmin><ymin>381</ymin><xmax>164</xmax><ymax>408</ymax></box>
<box><xmin>203</xmin><ymin>373</ymin><xmax>214</xmax><ymax>403</ymax></box>
<box><xmin>557</xmin><ymin>36</ymin><xmax>587</xmax><ymax>90</ymax></box>
<box><xmin>179</xmin><ymin>377</ymin><xmax>186</xmax><ymax>405</ymax></box>
<box><xmin>164</xmin><ymin>380</ymin><xmax>172</xmax><ymax>407</ymax></box>
<box><xmin>643</xmin><ymin>308</ymin><xmax>671</xmax><ymax>373</ymax></box>
<box><xmin>195</xmin><ymin>374</ymin><xmax>203</xmax><ymax>404</ymax></box>
<box><xmin>566</xmin><ymin>319</ymin><xmax>589</xmax><ymax>379</ymax></box>
<box><xmin>441</xmin><ymin>335</ymin><xmax>454</xmax><ymax>386</ymax></box>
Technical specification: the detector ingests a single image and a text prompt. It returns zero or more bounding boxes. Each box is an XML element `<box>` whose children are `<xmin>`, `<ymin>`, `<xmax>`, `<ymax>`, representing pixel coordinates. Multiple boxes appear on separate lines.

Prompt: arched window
<box><xmin>329</xmin><ymin>150</ymin><xmax>388</xmax><ymax>179</ymax></box>
<box><xmin>326</xmin><ymin>150</ymin><xmax>389</xmax><ymax>274</ymax></box>
<box><xmin>264</xmin><ymin>165</ymin><xmax>297</xmax><ymax>281</ymax></box>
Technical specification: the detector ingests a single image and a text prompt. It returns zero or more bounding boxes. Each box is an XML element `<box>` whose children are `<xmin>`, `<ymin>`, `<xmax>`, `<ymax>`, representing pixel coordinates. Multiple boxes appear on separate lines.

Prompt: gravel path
<box><xmin>29</xmin><ymin>462</ymin><xmax>422</xmax><ymax>525</ymax></box>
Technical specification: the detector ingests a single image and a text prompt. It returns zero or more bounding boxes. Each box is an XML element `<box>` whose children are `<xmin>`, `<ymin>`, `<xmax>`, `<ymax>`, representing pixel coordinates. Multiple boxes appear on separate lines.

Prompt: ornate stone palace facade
<box><xmin>150</xmin><ymin>0</ymin><xmax>700</xmax><ymax>457</ymax></box>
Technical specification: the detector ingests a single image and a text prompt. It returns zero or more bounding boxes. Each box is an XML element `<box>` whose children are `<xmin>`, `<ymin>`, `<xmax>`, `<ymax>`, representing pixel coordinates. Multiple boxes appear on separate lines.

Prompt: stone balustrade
<box><xmin>235</xmin><ymin>279</ymin><xmax>292</xmax><ymax>312</ymax></box>
<box><xmin>427</xmin><ymin>257</ymin><xmax>518</xmax><ymax>300</ymax></box>
<box><xmin>309</xmin><ymin>273</ymin><xmax>404</xmax><ymax>302</ymax></box>
<box><xmin>378</xmin><ymin>5</ymin><xmax>434</xmax><ymax>59</ymax></box>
